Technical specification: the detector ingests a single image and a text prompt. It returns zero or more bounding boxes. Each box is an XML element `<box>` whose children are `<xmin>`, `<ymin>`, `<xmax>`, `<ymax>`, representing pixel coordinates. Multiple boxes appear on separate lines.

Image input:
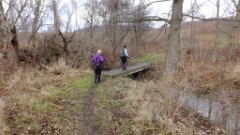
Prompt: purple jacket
<box><xmin>92</xmin><ymin>53</ymin><xmax>105</xmax><ymax>64</ymax></box>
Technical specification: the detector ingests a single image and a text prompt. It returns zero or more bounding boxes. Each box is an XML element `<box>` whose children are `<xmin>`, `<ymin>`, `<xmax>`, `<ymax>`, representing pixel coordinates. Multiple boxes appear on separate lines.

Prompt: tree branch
<box><xmin>117</xmin><ymin>16</ymin><xmax>169</xmax><ymax>23</ymax></box>
<box><xmin>145</xmin><ymin>0</ymin><xmax>171</xmax><ymax>8</ymax></box>
<box><xmin>183</xmin><ymin>14</ymin><xmax>234</xmax><ymax>21</ymax></box>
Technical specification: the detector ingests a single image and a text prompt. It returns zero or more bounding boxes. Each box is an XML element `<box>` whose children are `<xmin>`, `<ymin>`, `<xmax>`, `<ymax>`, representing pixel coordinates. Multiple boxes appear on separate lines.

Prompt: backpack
<box><xmin>91</xmin><ymin>56</ymin><xmax>101</xmax><ymax>69</ymax></box>
<box><xmin>92</xmin><ymin>62</ymin><xmax>101</xmax><ymax>69</ymax></box>
<box><xmin>94</xmin><ymin>63</ymin><xmax>101</xmax><ymax>69</ymax></box>
<box><xmin>120</xmin><ymin>48</ymin><xmax>126</xmax><ymax>57</ymax></box>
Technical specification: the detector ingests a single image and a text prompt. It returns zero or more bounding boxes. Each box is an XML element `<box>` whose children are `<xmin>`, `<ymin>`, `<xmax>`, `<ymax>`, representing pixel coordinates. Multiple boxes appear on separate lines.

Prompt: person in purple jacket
<box><xmin>92</xmin><ymin>50</ymin><xmax>105</xmax><ymax>83</ymax></box>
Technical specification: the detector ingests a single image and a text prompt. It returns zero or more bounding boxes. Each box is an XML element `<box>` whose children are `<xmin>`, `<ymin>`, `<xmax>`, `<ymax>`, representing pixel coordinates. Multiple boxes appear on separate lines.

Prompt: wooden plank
<box><xmin>102</xmin><ymin>62</ymin><xmax>151</xmax><ymax>77</ymax></box>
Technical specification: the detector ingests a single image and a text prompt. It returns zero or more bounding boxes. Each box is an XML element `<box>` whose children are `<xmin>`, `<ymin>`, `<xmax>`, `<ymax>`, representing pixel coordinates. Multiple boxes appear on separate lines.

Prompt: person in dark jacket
<box><xmin>120</xmin><ymin>45</ymin><xmax>129</xmax><ymax>70</ymax></box>
<box><xmin>92</xmin><ymin>50</ymin><xmax>105</xmax><ymax>83</ymax></box>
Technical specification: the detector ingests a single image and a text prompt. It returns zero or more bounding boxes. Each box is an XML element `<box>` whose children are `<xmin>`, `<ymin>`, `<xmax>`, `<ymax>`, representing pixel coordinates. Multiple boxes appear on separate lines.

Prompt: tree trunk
<box><xmin>90</xmin><ymin>0</ymin><xmax>94</xmax><ymax>39</ymax></box>
<box><xmin>0</xmin><ymin>0</ymin><xmax>19</xmax><ymax>64</ymax></box>
<box><xmin>52</xmin><ymin>0</ymin><xmax>60</xmax><ymax>33</ymax></box>
<box><xmin>10</xmin><ymin>25</ymin><xmax>20</xmax><ymax>64</ymax></box>
<box><xmin>190</xmin><ymin>0</ymin><xmax>196</xmax><ymax>58</ymax></box>
<box><xmin>0</xmin><ymin>0</ymin><xmax>8</xmax><ymax>53</ymax></box>
<box><xmin>28</xmin><ymin>0</ymin><xmax>41</xmax><ymax>48</ymax></box>
<box><xmin>213</xmin><ymin>0</ymin><xmax>220</xmax><ymax>62</ymax></box>
<box><xmin>165</xmin><ymin>0</ymin><xmax>184</xmax><ymax>74</ymax></box>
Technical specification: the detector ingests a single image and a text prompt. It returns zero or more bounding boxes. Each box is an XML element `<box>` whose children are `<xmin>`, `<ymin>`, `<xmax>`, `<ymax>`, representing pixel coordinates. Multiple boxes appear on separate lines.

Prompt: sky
<box><xmin>46</xmin><ymin>0</ymin><xmax>239</xmax><ymax>30</ymax></box>
<box><xmin>3</xmin><ymin>0</ymin><xmax>236</xmax><ymax>31</ymax></box>
<box><xmin>24</xmin><ymin>0</ymin><xmax>237</xmax><ymax>31</ymax></box>
<box><xmin>147</xmin><ymin>0</ymin><xmax>236</xmax><ymax>20</ymax></box>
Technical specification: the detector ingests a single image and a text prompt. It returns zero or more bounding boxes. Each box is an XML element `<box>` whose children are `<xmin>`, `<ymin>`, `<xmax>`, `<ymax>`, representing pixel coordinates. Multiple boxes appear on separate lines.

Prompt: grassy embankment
<box><xmin>0</xmin><ymin>58</ymin><xmax>95</xmax><ymax>134</ymax></box>
<box><xmin>3</xmin><ymin>53</ymin><xmax>212</xmax><ymax>134</ymax></box>
<box><xmin>135</xmin><ymin>53</ymin><xmax>165</xmax><ymax>63</ymax></box>
<box><xmin>92</xmin><ymin>53</ymin><xmax>170</xmax><ymax>134</ymax></box>
<box><xmin>2</xmin><ymin>53</ymin><xmax>224</xmax><ymax>134</ymax></box>
<box><xmin>92</xmin><ymin>52</ymin><xmax>225</xmax><ymax>134</ymax></box>
<box><xmin>0</xmin><ymin>53</ymin><xmax>165</xmax><ymax>134</ymax></box>
<box><xmin>1</xmin><ymin>73</ymin><xmax>93</xmax><ymax>134</ymax></box>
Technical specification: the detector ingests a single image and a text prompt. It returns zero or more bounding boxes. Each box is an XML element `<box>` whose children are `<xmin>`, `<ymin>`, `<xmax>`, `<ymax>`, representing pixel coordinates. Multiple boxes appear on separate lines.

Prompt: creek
<box><xmin>178</xmin><ymin>92</ymin><xmax>240</xmax><ymax>135</ymax></box>
<box><xmin>130</xmin><ymin>69</ymin><xmax>240</xmax><ymax>135</ymax></box>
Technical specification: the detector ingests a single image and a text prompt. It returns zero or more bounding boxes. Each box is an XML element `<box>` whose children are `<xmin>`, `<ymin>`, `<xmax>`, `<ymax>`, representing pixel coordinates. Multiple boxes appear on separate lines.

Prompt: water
<box><xmin>178</xmin><ymin>93</ymin><xmax>240</xmax><ymax>135</ymax></box>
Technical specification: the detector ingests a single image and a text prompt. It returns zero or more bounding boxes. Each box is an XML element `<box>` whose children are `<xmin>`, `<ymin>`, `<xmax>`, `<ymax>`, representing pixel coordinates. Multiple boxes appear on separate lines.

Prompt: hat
<box><xmin>97</xmin><ymin>50</ymin><xmax>102</xmax><ymax>54</ymax></box>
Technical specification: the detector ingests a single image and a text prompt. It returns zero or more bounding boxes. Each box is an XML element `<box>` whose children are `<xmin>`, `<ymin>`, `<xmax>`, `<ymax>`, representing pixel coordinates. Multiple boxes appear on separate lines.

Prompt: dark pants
<box><xmin>120</xmin><ymin>56</ymin><xmax>128</xmax><ymax>70</ymax></box>
<box><xmin>94</xmin><ymin>67</ymin><xmax>102</xmax><ymax>83</ymax></box>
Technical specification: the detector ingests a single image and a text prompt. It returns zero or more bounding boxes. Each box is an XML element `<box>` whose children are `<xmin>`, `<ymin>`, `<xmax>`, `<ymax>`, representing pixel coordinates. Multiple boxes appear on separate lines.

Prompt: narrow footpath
<box><xmin>82</xmin><ymin>84</ymin><xmax>99</xmax><ymax>135</ymax></box>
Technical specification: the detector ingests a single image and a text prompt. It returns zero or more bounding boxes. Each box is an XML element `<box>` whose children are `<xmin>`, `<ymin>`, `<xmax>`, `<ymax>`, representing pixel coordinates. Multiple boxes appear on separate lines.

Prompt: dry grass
<box><xmin>1</xmin><ymin>19</ymin><xmax>240</xmax><ymax>134</ymax></box>
<box><xmin>0</xmin><ymin>58</ymin><xmax>92</xmax><ymax>134</ymax></box>
<box><xmin>125</xmin><ymin>73</ymin><xmax>226</xmax><ymax>134</ymax></box>
<box><xmin>1</xmin><ymin>58</ymin><xmax>84</xmax><ymax>94</ymax></box>
<box><xmin>1</xmin><ymin>55</ymin><xmax>235</xmax><ymax>134</ymax></box>
<box><xmin>46</xmin><ymin>58</ymin><xmax>69</xmax><ymax>75</ymax></box>
<box><xmin>0</xmin><ymin>98</ymin><xmax>7</xmax><ymax>135</ymax></box>
<box><xmin>177</xmin><ymin>59</ymin><xmax>240</xmax><ymax>96</ymax></box>
<box><xmin>121</xmin><ymin>54</ymin><xmax>240</xmax><ymax>134</ymax></box>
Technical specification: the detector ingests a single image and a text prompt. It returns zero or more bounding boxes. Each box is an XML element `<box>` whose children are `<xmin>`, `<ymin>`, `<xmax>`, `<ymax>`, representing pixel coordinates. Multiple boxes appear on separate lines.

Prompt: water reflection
<box><xmin>178</xmin><ymin>93</ymin><xmax>240</xmax><ymax>135</ymax></box>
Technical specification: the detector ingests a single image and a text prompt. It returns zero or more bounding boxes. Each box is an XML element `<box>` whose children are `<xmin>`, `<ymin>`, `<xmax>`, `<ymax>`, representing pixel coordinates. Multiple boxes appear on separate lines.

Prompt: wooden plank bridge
<box><xmin>102</xmin><ymin>62</ymin><xmax>151</xmax><ymax>78</ymax></box>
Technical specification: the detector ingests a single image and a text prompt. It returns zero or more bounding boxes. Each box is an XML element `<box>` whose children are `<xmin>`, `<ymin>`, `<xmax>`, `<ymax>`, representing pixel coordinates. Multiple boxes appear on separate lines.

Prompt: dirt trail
<box><xmin>82</xmin><ymin>84</ymin><xmax>99</xmax><ymax>135</ymax></box>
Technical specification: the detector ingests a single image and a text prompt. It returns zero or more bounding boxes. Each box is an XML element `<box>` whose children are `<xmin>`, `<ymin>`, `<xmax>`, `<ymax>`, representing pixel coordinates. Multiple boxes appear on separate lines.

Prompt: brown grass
<box><xmin>0</xmin><ymin>58</ymin><xmax>89</xmax><ymax>134</ymax></box>
<box><xmin>0</xmin><ymin>58</ymin><xmax>86</xmax><ymax>98</ymax></box>
<box><xmin>127</xmin><ymin>70</ymin><xmax>229</xmax><ymax>134</ymax></box>
<box><xmin>1</xmin><ymin>19</ymin><xmax>240</xmax><ymax>134</ymax></box>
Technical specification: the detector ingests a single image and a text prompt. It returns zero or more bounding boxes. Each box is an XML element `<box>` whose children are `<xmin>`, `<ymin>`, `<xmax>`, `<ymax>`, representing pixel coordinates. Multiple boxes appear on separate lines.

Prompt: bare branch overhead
<box><xmin>183</xmin><ymin>13</ymin><xmax>234</xmax><ymax>21</ymax></box>
<box><xmin>145</xmin><ymin>0</ymin><xmax>171</xmax><ymax>8</ymax></box>
<box><xmin>117</xmin><ymin>16</ymin><xmax>169</xmax><ymax>23</ymax></box>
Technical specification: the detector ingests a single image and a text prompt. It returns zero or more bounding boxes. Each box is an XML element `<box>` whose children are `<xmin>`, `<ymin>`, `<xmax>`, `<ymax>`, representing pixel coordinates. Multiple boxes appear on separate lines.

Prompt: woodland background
<box><xmin>1</xmin><ymin>0</ymin><xmax>240</xmax><ymax>134</ymax></box>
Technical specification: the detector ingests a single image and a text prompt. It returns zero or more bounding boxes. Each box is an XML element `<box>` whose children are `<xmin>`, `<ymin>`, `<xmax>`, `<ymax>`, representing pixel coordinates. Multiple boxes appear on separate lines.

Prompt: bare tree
<box><xmin>132</xmin><ymin>1</ymin><xmax>150</xmax><ymax>48</ymax></box>
<box><xmin>27</xmin><ymin>0</ymin><xmax>43</xmax><ymax>48</ymax></box>
<box><xmin>64</xmin><ymin>4</ymin><xmax>74</xmax><ymax>32</ymax></box>
<box><xmin>0</xmin><ymin>0</ymin><xmax>21</xmax><ymax>64</ymax></box>
<box><xmin>27</xmin><ymin>0</ymin><xmax>42</xmax><ymax>47</ymax></box>
<box><xmin>51</xmin><ymin>0</ymin><xmax>61</xmax><ymax>33</ymax></box>
<box><xmin>212</xmin><ymin>0</ymin><xmax>221</xmax><ymax>62</ymax></box>
<box><xmin>10</xmin><ymin>25</ymin><xmax>19</xmax><ymax>64</ymax></box>
<box><xmin>189</xmin><ymin>0</ymin><xmax>198</xmax><ymax>53</ymax></box>
<box><xmin>84</xmin><ymin>0</ymin><xmax>98</xmax><ymax>39</ymax></box>
<box><xmin>95</xmin><ymin>0</ymin><xmax>133</xmax><ymax>52</ymax></box>
<box><xmin>165</xmin><ymin>0</ymin><xmax>184</xmax><ymax>74</ymax></box>
<box><xmin>50</xmin><ymin>0</ymin><xmax>75</xmax><ymax>56</ymax></box>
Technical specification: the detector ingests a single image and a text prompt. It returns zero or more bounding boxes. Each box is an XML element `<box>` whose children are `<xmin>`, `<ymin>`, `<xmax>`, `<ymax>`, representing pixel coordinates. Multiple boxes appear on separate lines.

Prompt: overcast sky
<box><xmin>148</xmin><ymin>0</ymin><xmax>236</xmax><ymax>19</ymax></box>
<box><xmin>3</xmin><ymin>0</ymin><xmax>237</xmax><ymax>31</ymax></box>
<box><xmin>45</xmin><ymin>0</ymin><xmax>239</xmax><ymax>30</ymax></box>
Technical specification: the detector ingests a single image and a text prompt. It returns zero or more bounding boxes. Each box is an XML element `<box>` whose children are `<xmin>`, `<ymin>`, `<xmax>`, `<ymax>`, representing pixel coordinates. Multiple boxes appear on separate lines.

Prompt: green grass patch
<box><xmin>2</xmin><ymin>74</ymin><xmax>94</xmax><ymax>134</ymax></box>
<box><xmin>32</xmin><ymin>101</ymin><xmax>62</xmax><ymax>112</ymax></box>
<box><xmin>136</xmin><ymin>53</ymin><xmax>165</xmax><ymax>63</ymax></box>
<box><xmin>93</xmin><ymin>78</ymin><xmax>135</xmax><ymax>134</ymax></box>
<box><xmin>196</xmin><ymin>33</ymin><xmax>215</xmax><ymax>41</ymax></box>
<box><xmin>71</xmin><ymin>74</ymin><xmax>93</xmax><ymax>90</ymax></box>
<box><xmin>42</xmin><ymin>86</ymin><xmax>65</xmax><ymax>99</ymax></box>
<box><xmin>92</xmin><ymin>77</ymin><xmax>173</xmax><ymax>134</ymax></box>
